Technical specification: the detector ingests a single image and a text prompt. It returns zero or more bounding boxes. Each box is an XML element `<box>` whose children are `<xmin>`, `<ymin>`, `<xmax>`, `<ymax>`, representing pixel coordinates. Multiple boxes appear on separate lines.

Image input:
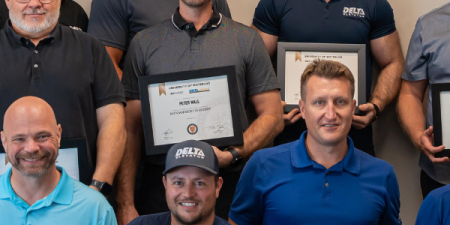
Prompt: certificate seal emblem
<box><xmin>187</xmin><ymin>124</ymin><xmax>198</xmax><ymax>135</ymax></box>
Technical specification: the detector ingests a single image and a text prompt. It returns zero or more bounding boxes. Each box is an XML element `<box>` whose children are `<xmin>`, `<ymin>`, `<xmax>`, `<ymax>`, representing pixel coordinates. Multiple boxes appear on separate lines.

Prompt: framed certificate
<box><xmin>431</xmin><ymin>83</ymin><xmax>450</xmax><ymax>158</ymax></box>
<box><xmin>277</xmin><ymin>42</ymin><xmax>366</xmax><ymax>112</ymax></box>
<box><xmin>0</xmin><ymin>138</ymin><xmax>90</xmax><ymax>184</ymax></box>
<box><xmin>139</xmin><ymin>66</ymin><xmax>244</xmax><ymax>155</ymax></box>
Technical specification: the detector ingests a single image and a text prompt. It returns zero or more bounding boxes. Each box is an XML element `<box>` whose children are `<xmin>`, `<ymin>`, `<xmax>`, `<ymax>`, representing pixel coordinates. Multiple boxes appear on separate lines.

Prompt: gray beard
<box><xmin>181</xmin><ymin>0</ymin><xmax>211</xmax><ymax>7</ymax></box>
<box><xmin>9</xmin><ymin>7</ymin><xmax>60</xmax><ymax>34</ymax></box>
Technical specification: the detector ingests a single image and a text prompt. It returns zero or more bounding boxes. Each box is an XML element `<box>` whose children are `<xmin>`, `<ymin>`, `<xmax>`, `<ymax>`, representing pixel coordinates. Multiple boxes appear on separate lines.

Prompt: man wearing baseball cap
<box><xmin>127</xmin><ymin>140</ymin><xmax>229</xmax><ymax>225</ymax></box>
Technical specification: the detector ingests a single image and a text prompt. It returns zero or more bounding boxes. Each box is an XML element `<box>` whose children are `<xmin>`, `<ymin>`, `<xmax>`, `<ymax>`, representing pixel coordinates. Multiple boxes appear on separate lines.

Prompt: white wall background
<box><xmin>76</xmin><ymin>0</ymin><xmax>450</xmax><ymax>224</ymax></box>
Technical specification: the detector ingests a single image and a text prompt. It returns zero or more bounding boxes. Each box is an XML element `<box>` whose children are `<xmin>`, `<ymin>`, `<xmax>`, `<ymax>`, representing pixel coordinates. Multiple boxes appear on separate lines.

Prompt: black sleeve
<box><xmin>252</xmin><ymin>0</ymin><xmax>282</xmax><ymax>36</ymax></box>
<box><xmin>87</xmin><ymin>0</ymin><xmax>128</xmax><ymax>50</ymax></box>
<box><xmin>92</xmin><ymin>39</ymin><xmax>126</xmax><ymax>107</ymax></box>
<box><xmin>369</xmin><ymin>0</ymin><xmax>396</xmax><ymax>40</ymax></box>
<box><xmin>121</xmin><ymin>34</ymin><xmax>145</xmax><ymax>100</ymax></box>
<box><xmin>58</xmin><ymin>0</ymin><xmax>89</xmax><ymax>32</ymax></box>
<box><xmin>213</xmin><ymin>0</ymin><xmax>232</xmax><ymax>19</ymax></box>
<box><xmin>0</xmin><ymin>0</ymin><xmax>9</xmax><ymax>30</ymax></box>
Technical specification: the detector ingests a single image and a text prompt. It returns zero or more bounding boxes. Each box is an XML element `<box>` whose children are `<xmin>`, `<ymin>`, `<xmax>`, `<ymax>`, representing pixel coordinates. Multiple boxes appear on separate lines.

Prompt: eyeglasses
<box><xmin>15</xmin><ymin>0</ymin><xmax>54</xmax><ymax>4</ymax></box>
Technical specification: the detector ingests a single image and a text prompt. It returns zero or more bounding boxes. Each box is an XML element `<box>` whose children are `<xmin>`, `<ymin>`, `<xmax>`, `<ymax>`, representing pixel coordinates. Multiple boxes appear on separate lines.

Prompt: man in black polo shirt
<box><xmin>0</xmin><ymin>0</ymin><xmax>126</xmax><ymax>196</ymax></box>
<box><xmin>252</xmin><ymin>0</ymin><xmax>404</xmax><ymax>156</ymax></box>
<box><xmin>87</xmin><ymin>0</ymin><xmax>231</xmax><ymax>80</ymax></box>
<box><xmin>120</xmin><ymin>0</ymin><xmax>283</xmax><ymax>222</ymax></box>
<box><xmin>0</xmin><ymin>0</ymin><xmax>88</xmax><ymax>31</ymax></box>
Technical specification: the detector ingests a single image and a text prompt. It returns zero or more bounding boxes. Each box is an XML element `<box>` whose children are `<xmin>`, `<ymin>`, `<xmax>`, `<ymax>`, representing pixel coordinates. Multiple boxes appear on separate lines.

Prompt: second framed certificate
<box><xmin>431</xmin><ymin>83</ymin><xmax>450</xmax><ymax>158</ymax></box>
<box><xmin>139</xmin><ymin>66</ymin><xmax>244</xmax><ymax>155</ymax></box>
<box><xmin>277</xmin><ymin>42</ymin><xmax>366</xmax><ymax>112</ymax></box>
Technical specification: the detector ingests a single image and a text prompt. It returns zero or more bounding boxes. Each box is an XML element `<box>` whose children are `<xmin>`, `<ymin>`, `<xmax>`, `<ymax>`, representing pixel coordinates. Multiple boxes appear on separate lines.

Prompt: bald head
<box><xmin>3</xmin><ymin>97</ymin><xmax>58</xmax><ymax>134</ymax></box>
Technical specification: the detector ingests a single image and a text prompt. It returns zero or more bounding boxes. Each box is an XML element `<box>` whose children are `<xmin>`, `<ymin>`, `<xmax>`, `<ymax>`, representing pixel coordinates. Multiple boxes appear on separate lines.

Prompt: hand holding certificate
<box><xmin>139</xmin><ymin>66</ymin><xmax>244</xmax><ymax>155</ymax></box>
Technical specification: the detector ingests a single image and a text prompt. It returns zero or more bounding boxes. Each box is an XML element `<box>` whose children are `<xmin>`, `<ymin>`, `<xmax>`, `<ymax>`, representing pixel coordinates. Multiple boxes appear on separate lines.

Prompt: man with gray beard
<box><xmin>0</xmin><ymin>0</ymin><xmax>126</xmax><ymax>197</ymax></box>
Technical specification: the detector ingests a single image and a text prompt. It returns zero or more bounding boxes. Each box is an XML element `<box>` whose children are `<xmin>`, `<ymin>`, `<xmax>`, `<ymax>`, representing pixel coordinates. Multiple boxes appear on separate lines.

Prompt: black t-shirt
<box><xmin>128</xmin><ymin>212</ymin><xmax>231</xmax><ymax>225</ymax></box>
<box><xmin>0</xmin><ymin>23</ymin><xmax>125</xmax><ymax>184</ymax></box>
<box><xmin>0</xmin><ymin>0</ymin><xmax>88</xmax><ymax>31</ymax></box>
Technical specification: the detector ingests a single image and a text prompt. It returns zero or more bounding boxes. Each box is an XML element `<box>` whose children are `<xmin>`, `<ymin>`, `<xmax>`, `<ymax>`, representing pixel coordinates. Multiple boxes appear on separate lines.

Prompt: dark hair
<box><xmin>300</xmin><ymin>60</ymin><xmax>355</xmax><ymax>100</ymax></box>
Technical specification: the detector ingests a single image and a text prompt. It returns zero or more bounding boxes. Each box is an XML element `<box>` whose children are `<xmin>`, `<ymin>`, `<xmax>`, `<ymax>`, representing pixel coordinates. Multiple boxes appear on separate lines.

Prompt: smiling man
<box><xmin>229</xmin><ymin>60</ymin><xmax>401</xmax><ymax>225</ymax></box>
<box><xmin>0</xmin><ymin>97</ymin><xmax>117</xmax><ymax>225</ymax></box>
<box><xmin>128</xmin><ymin>140</ymin><xmax>229</xmax><ymax>225</ymax></box>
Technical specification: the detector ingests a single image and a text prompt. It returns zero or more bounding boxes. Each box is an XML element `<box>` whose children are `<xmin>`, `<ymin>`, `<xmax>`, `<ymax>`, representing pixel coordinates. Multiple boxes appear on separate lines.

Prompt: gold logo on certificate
<box><xmin>158</xmin><ymin>83</ymin><xmax>166</xmax><ymax>96</ymax></box>
<box><xmin>187</xmin><ymin>124</ymin><xmax>198</xmax><ymax>135</ymax></box>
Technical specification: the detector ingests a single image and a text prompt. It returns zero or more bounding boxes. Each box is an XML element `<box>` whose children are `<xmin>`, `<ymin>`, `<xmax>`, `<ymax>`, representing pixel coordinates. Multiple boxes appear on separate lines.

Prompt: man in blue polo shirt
<box><xmin>229</xmin><ymin>60</ymin><xmax>401</xmax><ymax>225</ymax></box>
<box><xmin>415</xmin><ymin>184</ymin><xmax>450</xmax><ymax>225</ymax></box>
<box><xmin>252</xmin><ymin>0</ymin><xmax>404</xmax><ymax>156</ymax></box>
<box><xmin>0</xmin><ymin>97</ymin><xmax>116</xmax><ymax>225</ymax></box>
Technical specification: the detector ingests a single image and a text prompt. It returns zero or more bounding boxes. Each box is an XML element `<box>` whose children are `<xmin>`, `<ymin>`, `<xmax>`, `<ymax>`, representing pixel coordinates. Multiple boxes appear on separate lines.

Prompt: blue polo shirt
<box><xmin>0</xmin><ymin>167</ymin><xmax>117</xmax><ymax>225</ymax></box>
<box><xmin>229</xmin><ymin>131</ymin><xmax>401</xmax><ymax>225</ymax></box>
<box><xmin>415</xmin><ymin>184</ymin><xmax>450</xmax><ymax>225</ymax></box>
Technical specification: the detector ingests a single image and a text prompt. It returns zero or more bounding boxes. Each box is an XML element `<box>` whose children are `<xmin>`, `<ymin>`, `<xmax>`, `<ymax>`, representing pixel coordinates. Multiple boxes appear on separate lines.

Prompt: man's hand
<box><xmin>212</xmin><ymin>146</ymin><xmax>233</xmax><ymax>168</ymax></box>
<box><xmin>417</xmin><ymin>126</ymin><xmax>449</xmax><ymax>163</ymax></box>
<box><xmin>116</xmin><ymin>204</ymin><xmax>140</xmax><ymax>225</ymax></box>
<box><xmin>352</xmin><ymin>103</ymin><xmax>377</xmax><ymax>129</ymax></box>
<box><xmin>282</xmin><ymin>101</ymin><xmax>302</xmax><ymax>125</ymax></box>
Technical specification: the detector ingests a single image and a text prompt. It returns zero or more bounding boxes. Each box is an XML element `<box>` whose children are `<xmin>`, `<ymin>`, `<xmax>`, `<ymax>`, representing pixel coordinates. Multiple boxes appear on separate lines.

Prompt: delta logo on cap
<box><xmin>175</xmin><ymin>147</ymin><xmax>205</xmax><ymax>159</ymax></box>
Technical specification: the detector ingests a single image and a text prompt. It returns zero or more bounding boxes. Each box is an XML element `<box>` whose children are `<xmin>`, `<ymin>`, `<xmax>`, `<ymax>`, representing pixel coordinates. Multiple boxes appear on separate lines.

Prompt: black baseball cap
<box><xmin>163</xmin><ymin>140</ymin><xmax>219</xmax><ymax>175</ymax></box>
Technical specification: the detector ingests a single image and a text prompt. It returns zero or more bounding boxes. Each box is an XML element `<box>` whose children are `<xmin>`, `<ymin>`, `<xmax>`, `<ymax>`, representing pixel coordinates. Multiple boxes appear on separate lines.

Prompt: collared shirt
<box><xmin>122</xmin><ymin>9</ymin><xmax>278</xmax><ymax>165</ymax></box>
<box><xmin>229</xmin><ymin>131</ymin><xmax>401</xmax><ymax>225</ymax></box>
<box><xmin>88</xmin><ymin>0</ymin><xmax>231</xmax><ymax>69</ymax></box>
<box><xmin>0</xmin><ymin>0</ymin><xmax>89</xmax><ymax>31</ymax></box>
<box><xmin>415</xmin><ymin>184</ymin><xmax>450</xmax><ymax>225</ymax></box>
<box><xmin>401</xmin><ymin>3</ymin><xmax>450</xmax><ymax>184</ymax></box>
<box><xmin>0</xmin><ymin>22</ymin><xmax>125</xmax><ymax>184</ymax></box>
<box><xmin>0</xmin><ymin>167</ymin><xmax>117</xmax><ymax>225</ymax></box>
<box><xmin>128</xmin><ymin>211</ymin><xmax>230</xmax><ymax>225</ymax></box>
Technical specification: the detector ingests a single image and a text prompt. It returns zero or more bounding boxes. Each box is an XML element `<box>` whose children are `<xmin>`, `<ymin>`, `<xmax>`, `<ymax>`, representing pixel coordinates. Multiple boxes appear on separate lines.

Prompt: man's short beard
<box><xmin>181</xmin><ymin>0</ymin><xmax>211</xmax><ymax>7</ymax></box>
<box><xmin>8</xmin><ymin>152</ymin><xmax>54</xmax><ymax>177</ymax></box>
<box><xmin>9</xmin><ymin>5</ymin><xmax>60</xmax><ymax>34</ymax></box>
<box><xmin>171</xmin><ymin>200</ymin><xmax>215</xmax><ymax>225</ymax></box>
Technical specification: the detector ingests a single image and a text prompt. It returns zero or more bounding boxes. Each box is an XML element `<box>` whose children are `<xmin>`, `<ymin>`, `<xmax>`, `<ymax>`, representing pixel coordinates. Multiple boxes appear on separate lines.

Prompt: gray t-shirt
<box><xmin>402</xmin><ymin>2</ymin><xmax>450</xmax><ymax>184</ymax></box>
<box><xmin>87</xmin><ymin>0</ymin><xmax>231</xmax><ymax>69</ymax></box>
<box><xmin>122</xmin><ymin>11</ymin><xmax>279</xmax><ymax>164</ymax></box>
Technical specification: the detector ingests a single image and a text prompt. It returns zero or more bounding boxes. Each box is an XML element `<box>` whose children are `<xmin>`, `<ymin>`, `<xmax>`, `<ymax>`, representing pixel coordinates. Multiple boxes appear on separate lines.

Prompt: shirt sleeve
<box><xmin>213</xmin><ymin>0</ymin><xmax>232</xmax><ymax>19</ymax></box>
<box><xmin>379</xmin><ymin>166</ymin><xmax>402</xmax><ymax>225</ymax></box>
<box><xmin>252</xmin><ymin>0</ymin><xmax>281</xmax><ymax>36</ymax></box>
<box><xmin>369</xmin><ymin>0</ymin><xmax>396</xmax><ymax>40</ymax></box>
<box><xmin>92</xmin><ymin>40</ymin><xmax>126</xmax><ymax>107</ymax></box>
<box><xmin>98</xmin><ymin>206</ymin><xmax>118</xmax><ymax>225</ymax></box>
<box><xmin>229</xmin><ymin>153</ymin><xmax>265</xmax><ymax>225</ymax></box>
<box><xmin>415</xmin><ymin>192</ymin><xmax>441</xmax><ymax>225</ymax></box>
<box><xmin>245</xmin><ymin>29</ymin><xmax>279</xmax><ymax>96</ymax></box>
<box><xmin>87</xmin><ymin>0</ymin><xmax>128</xmax><ymax>50</ymax></box>
<box><xmin>121</xmin><ymin>34</ymin><xmax>145</xmax><ymax>100</ymax></box>
<box><xmin>401</xmin><ymin>18</ymin><xmax>428</xmax><ymax>81</ymax></box>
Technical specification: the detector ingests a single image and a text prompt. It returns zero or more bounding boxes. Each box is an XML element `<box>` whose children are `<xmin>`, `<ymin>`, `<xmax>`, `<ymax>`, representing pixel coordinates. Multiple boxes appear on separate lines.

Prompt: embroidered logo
<box><xmin>69</xmin><ymin>26</ymin><xmax>83</xmax><ymax>31</ymax></box>
<box><xmin>175</xmin><ymin>147</ymin><xmax>205</xmax><ymax>159</ymax></box>
<box><xmin>343</xmin><ymin>7</ymin><xmax>365</xmax><ymax>18</ymax></box>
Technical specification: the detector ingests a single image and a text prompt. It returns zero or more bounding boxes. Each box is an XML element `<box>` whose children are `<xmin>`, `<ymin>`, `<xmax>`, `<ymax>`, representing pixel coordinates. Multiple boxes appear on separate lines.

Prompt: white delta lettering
<box><xmin>175</xmin><ymin>147</ymin><xmax>206</xmax><ymax>159</ymax></box>
<box><xmin>342</xmin><ymin>7</ymin><xmax>365</xmax><ymax>18</ymax></box>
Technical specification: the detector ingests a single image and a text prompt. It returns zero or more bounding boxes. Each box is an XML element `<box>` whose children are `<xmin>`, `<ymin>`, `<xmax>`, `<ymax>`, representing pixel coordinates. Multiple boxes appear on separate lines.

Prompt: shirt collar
<box><xmin>291</xmin><ymin>131</ymin><xmax>361</xmax><ymax>175</ymax></box>
<box><xmin>0</xmin><ymin>166</ymin><xmax>73</xmax><ymax>205</ymax></box>
<box><xmin>4</xmin><ymin>20</ymin><xmax>60</xmax><ymax>46</ymax></box>
<box><xmin>171</xmin><ymin>7</ymin><xmax>222</xmax><ymax>32</ymax></box>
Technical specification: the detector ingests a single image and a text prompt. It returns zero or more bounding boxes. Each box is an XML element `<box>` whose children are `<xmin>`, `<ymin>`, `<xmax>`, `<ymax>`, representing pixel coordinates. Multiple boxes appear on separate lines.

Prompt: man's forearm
<box><xmin>93</xmin><ymin>114</ymin><xmax>127</xmax><ymax>185</ymax></box>
<box><xmin>370</xmin><ymin>61</ymin><xmax>403</xmax><ymax>112</ymax></box>
<box><xmin>239</xmin><ymin>111</ymin><xmax>283</xmax><ymax>159</ymax></box>
<box><xmin>115</xmin><ymin>129</ymin><xmax>142</xmax><ymax>207</ymax></box>
<box><xmin>397</xmin><ymin>87</ymin><xmax>426</xmax><ymax>148</ymax></box>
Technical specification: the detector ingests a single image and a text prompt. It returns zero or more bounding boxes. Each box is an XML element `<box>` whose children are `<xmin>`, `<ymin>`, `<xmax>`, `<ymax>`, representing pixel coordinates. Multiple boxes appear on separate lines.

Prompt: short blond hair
<box><xmin>300</xmin><ymin>60</ymin><xmax>355</xmax><ymax>100</ymax></box>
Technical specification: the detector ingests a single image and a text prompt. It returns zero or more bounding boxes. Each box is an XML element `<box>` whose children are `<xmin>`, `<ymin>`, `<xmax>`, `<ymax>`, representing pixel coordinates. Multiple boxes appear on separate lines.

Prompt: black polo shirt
<box><xmin>0</xmin><ymin>0</ymin><xmax>89</xmax><ymax>31</ymax></box>
<box><xmin>87</xmin><ymin>0</ymin><xmax>231</xmax><ymax>69</ymax></box>
<box><xmin>0</xmin><ymin>22</ymin><xmax>125</xmax><ymax>184</ymax></box>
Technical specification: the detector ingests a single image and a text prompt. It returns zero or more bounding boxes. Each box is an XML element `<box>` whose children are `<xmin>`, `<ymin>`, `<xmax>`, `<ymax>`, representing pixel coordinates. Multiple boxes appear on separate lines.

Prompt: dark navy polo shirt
<box><xmin>0</xmin><ymin>0</ymin><xmax>89</xmax><ymax>31</ymax></box>
<box><xmin>0</xmin><ymin>22</ymin><xmax>125</xmax><ymax>184</ymax></box>
<box><xmin>229</xmin><ymin>131</ymin><xmax>401</xmax><ymax>225</ymax></box>
<box><xmin>128</xmin><ymin>211</ymin><xmax>231</xmax><ymax>225</ymax></box>
<box><xmin>88</xmin><ymin>0</ymin><xmax>231</xmax><ymax>69</ymax></box>
<box><xmin>253</xmin><ymin>0</ymin><xmax>397</xmax><ymax>100</ymax></box>
<box><xmin>416</xmin><ymin>184</ymin><xmax>450</xmax><ymax>225</ymax></box>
